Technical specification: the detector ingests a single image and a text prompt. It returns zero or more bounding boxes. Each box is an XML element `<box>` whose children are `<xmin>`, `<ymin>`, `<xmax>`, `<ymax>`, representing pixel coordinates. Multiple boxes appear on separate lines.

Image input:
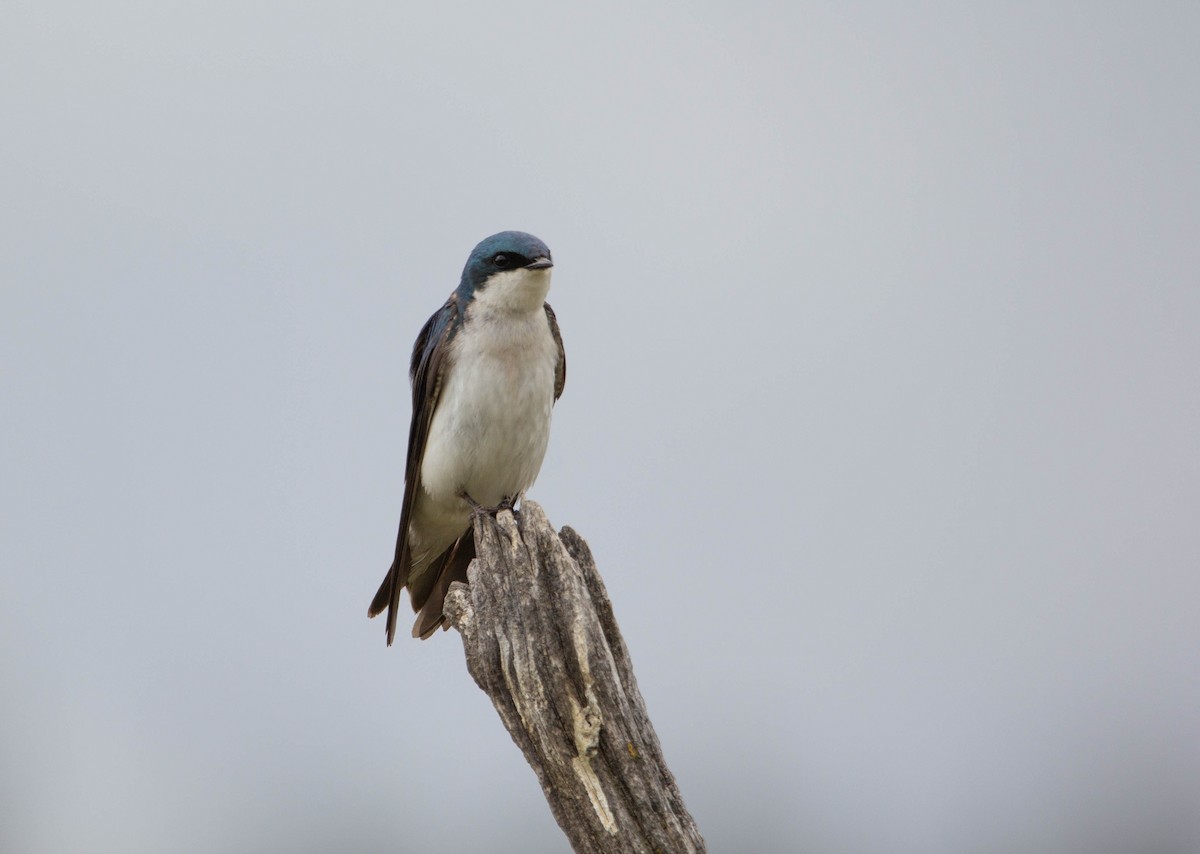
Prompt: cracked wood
<box><xmin>442</xmin><ymin>503</ymin><xmax>706</xmax><ymax>854</ymax></box>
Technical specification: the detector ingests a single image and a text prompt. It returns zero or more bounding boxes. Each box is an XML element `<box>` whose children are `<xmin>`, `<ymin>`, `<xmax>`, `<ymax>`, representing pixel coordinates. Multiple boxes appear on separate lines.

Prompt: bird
<box><xmin>368</xmin><ymin>231</ymin><xmax>566</xmax><ymax>644</ymax></box>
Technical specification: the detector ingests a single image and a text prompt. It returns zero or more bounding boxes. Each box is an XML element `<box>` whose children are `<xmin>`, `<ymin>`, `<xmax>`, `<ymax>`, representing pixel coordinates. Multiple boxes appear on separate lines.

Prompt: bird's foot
<box><xmin>459</xmin><ymin>492</ymin><xmax>519</xmax><ymax>518</ymax></box>
<box><xmin>460</xmin><ymin>491</ymin><xmax>488</xmax><ymax>517</ymax></box>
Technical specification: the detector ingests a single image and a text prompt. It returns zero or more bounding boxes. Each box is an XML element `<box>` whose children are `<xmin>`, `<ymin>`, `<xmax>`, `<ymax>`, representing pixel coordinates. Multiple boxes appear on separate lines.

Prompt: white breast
<box><xmin>419</xmin><ymin>268</ymin><xmax>559</xmax><ymax>508</ymax></box>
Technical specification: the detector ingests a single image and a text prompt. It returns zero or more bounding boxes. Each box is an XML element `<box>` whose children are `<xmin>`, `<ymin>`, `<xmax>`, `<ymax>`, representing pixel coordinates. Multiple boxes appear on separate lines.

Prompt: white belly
<box><xmin>419</xmin><ymin>308</ymin><xmax>558</xmax><ymax>508</ymax></box>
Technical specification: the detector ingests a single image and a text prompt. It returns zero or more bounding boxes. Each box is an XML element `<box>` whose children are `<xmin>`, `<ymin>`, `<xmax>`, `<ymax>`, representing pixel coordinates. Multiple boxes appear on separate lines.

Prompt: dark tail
<box><xmin>367</xmin><ymin>561</ymin><xmax>404</xmax><ymax>646</ymax></box>
<box><xmin>368</xmin><ymin>531</ymin><xmax>476</xmax><ymax>644</ymax></box>
<box><xmin>367</xmin><ymin>571</ymin><xmax>391</xmax><ymax>620</ymax></box>
<box><xmin>412</xmin><ymin>533</ymin><xmax>476</xmax><ymax>639</ymax></box>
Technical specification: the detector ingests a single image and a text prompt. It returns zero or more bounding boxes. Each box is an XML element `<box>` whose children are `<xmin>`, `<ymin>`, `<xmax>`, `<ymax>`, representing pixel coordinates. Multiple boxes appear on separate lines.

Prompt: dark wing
<box><xmin>367</xmin><ymin>293</ymin><xmax>464</xmax><ymax>645</ymax></box>
<box><xmin>545</xmin><ymin>302</ymin><xmax>566</xmax><ymax>402</ymax></box>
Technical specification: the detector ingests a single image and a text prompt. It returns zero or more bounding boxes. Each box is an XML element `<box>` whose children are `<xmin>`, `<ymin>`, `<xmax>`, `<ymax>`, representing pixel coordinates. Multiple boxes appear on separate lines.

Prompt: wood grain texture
<box><xmin>443</xmin><ymin>502</ymin><xmax>706</xmax><ymax>854</ymax></box>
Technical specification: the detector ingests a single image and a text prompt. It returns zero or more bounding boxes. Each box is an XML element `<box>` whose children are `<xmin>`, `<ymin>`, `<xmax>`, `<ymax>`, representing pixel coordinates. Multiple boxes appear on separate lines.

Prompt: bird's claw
<box><xmin>459</xmin><ymin>492</ymin><xmax>519</xmax><ymax>518</ymax></box>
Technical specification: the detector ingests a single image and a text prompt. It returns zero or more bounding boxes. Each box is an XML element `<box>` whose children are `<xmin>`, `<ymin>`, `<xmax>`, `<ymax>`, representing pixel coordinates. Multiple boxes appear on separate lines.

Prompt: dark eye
<box><xmin>493</xmin><ymin>253</ymin><xmax>510</xmax><ymax>269</ymax></box>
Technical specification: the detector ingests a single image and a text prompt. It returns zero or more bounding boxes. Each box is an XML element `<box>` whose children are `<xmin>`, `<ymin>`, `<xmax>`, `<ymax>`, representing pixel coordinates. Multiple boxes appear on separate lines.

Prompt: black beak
<box><xmin>526</xmin><ymin>257</ymin><xmax>553</xmax><ymax>270</ymax></box>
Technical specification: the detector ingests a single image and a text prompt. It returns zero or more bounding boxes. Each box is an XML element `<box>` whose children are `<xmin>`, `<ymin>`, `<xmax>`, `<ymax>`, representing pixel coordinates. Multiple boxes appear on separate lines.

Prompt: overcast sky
<box><xmin>2</xmin><ymin>3</ymin><xmax>1198</xmax><ymax>853</ymax></box>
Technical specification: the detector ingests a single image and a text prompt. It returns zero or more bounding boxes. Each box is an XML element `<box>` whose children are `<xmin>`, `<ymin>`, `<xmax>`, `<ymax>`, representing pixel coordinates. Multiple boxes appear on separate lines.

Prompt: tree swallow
<box><xmin>368</xmin><ymin>231</ymin><xmax>566</xmax><ymax>644</ymax></box>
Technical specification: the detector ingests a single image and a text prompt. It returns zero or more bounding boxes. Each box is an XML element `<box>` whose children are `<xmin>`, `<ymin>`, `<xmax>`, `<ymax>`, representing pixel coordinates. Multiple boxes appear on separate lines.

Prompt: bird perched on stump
<box><xmin>368</xmin><ymin>231</ymin><xmax>566</xmax><ymax>644</ymax></box>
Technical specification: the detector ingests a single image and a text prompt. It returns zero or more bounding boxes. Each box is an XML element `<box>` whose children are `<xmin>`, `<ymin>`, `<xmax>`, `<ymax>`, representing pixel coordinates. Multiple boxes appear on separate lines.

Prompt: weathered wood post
<box><xmin>442</xmin><ymin>502</ymin><xmax>706</xmax><ymax>854</ymax></box>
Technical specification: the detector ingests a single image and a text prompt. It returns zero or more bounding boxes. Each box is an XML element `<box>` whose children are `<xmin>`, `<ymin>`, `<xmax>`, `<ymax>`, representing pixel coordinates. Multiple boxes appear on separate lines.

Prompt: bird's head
<box><xmin>457</xmin><ymin>231</ymin><xmax>554</xmax><ymax>313</ymax></box>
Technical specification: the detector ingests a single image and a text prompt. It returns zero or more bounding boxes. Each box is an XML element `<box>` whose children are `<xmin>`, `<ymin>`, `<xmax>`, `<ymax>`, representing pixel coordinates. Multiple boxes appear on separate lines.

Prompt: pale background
<box><xmin>2</xmin><ymin>3</ymin><xmax>1198</xmax><ymax>852</ymax></box>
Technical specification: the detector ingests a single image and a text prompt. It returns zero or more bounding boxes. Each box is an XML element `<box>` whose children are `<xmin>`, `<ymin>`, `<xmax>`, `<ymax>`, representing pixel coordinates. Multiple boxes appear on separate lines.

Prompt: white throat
<box><xmin>470</xmin><ymin>267</ymin><xmax>553</xmax><ymax>315</ymax></box>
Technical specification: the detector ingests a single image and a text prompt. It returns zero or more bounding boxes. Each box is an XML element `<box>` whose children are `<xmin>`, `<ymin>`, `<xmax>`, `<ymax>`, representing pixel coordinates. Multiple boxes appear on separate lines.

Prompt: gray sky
<box><xmin>3</xmin><ymin>3</ymin><xmax>1198</xmax><ymax>852</ymax></box>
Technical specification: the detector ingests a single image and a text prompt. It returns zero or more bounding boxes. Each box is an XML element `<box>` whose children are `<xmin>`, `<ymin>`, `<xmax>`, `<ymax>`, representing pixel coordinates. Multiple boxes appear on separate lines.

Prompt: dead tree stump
<box><xmin>442</xmin><ymin>502</ymin><xmax>706</xmax><ymax>854</ymax></box>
